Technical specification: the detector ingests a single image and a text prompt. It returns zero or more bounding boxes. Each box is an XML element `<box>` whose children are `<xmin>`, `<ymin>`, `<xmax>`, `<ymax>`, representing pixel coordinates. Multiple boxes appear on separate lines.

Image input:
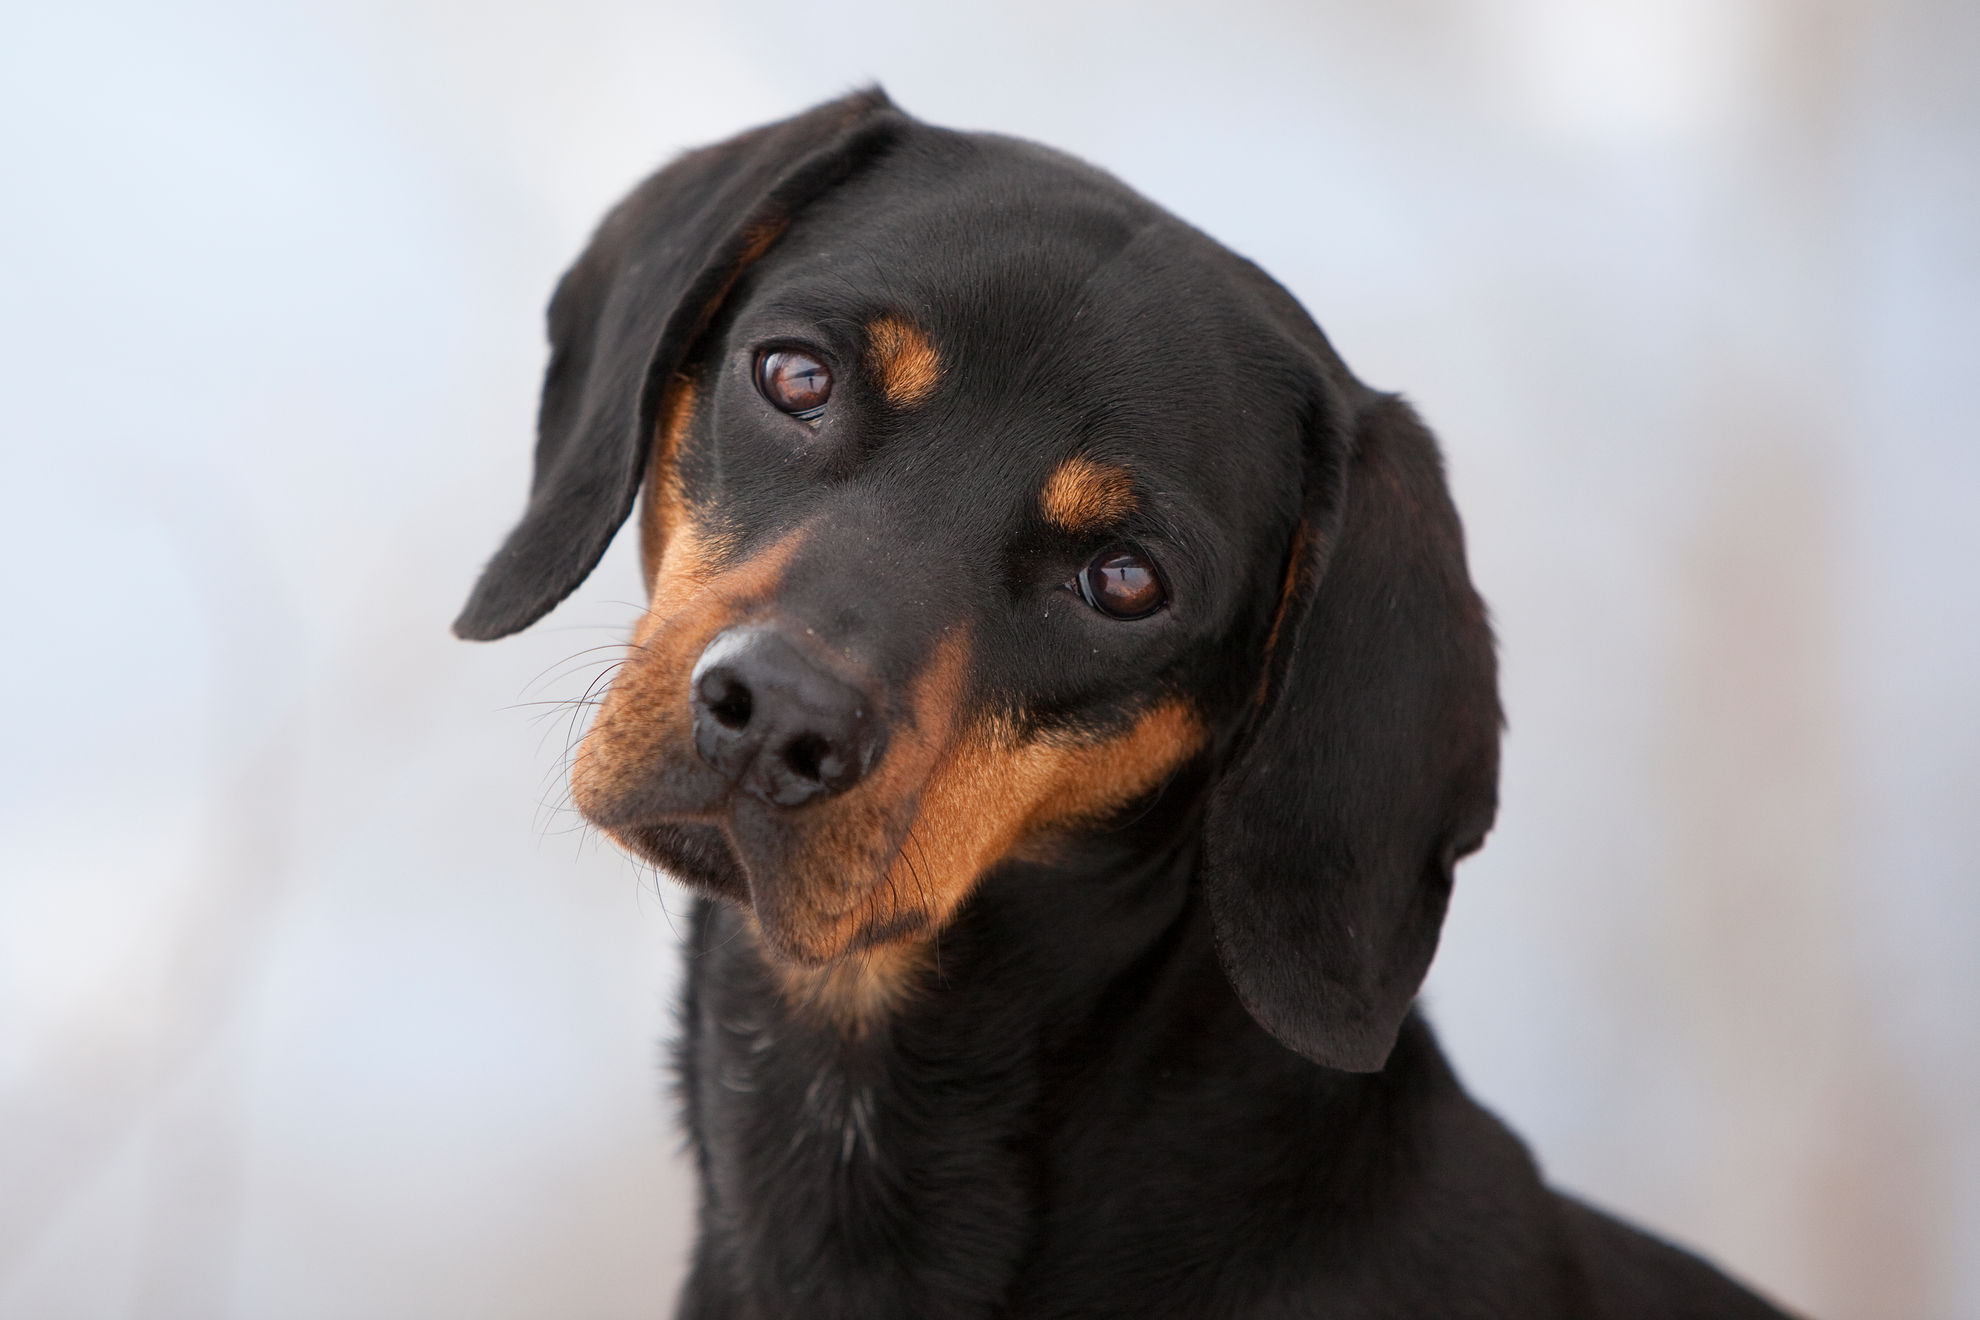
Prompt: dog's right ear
<box><xmin>1202</xmin><ymin>377</ymin><xmax>1502</xmax><ymax>1074</ymax></box>
<box><xmin>453</xmin><ymin>89</ymin><xmax>905</xmax><ymax>641</ymax></box>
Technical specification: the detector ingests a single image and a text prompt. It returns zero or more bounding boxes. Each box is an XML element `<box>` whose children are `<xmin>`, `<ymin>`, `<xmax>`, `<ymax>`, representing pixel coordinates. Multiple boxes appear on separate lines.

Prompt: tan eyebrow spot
<box><xmin>1040</xmin><ymin>457</ymin><xmax>1138</xmax><ymax>533</ymax></box>
<box><xmin>865</xmin><ymin>314</ymin><xmax>941</xmax><ymax>408</ymax></box>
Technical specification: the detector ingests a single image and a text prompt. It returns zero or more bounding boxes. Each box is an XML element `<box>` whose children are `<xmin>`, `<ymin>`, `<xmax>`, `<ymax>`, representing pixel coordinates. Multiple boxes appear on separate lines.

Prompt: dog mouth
<box><xmin>604</xmin><ymin>789</ymin><xmax>927</xmax><ymax>963</ymax></box>
<box><xmin>575</xmin><ymin>600</ymin><xmax>1206</xmax><ymax>967</ymax></box>
<box><xmin>575</xmin><ymin>676</ymin><xmax>942</xmax><ymax>964</ymax></box>
<box><xmin>568</xmin><ymin>601</ymin><xmax>987</xmax><ymax>964</ymax></box>
<box><xmin>612</xmin><ymin>782</ymin><xmax>902</xmax><ymax>884</ymax></box>
<box><xmin>613</xmin><ymin>817</ymin><xmax>748</xmax><ymax>899</ymax></box>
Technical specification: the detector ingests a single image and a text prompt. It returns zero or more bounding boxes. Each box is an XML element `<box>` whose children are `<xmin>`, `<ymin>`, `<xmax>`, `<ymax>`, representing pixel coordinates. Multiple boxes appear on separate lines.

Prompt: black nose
<box><xmin>689</xmin><ymin>627</ymin><xmax>885</xmax><ymax>807</ymax></box>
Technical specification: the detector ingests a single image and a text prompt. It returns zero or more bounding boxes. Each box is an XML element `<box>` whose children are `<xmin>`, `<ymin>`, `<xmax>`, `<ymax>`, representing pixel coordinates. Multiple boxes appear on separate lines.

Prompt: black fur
<box><xmin>459</xmin><ymin>90</ymin><xmax>1796</xmax><ymax>1319</ymax></box>
<box><xmin>454</xmin><ymin>90</ymin><xmax>906</xmax><ymax>642</ymax></box>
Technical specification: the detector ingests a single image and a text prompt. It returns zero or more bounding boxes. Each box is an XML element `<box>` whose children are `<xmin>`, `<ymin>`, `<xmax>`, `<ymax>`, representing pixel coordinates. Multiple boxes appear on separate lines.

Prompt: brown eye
<box><xmin>1076</xmin><ymin>546</ymin><xmax>1166</xmax><ymax>619</ymax></box>
<box><xmin>756</xmin><ymin>349</ymin><xmax>832</xmax><ymax>419</ymax></box>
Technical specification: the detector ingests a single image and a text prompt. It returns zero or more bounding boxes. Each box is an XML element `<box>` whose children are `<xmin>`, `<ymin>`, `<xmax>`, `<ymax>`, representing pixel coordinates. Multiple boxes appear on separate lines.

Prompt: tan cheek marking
<box><xmin>634</xmin><ymin>211</ymin><xmax>795</xmax><ymax>584</ymax></box>
<box><xmin>866</xmin><ymin>314</ymin><xmax>941</xmax><ymax>408</ymax></box>
<box><xmin>1040</xmin><ymin>457</ymin><xmax>1137</xmax><ymax>533</ymax></box>
<box><xmin>571</xmin><ymin>525</ymin><xmax>790</xmax><ymax>827</ymax></box>
<box><xmin>879</xmin><ymin>699</ymin><xmax>1206</xmax><ymax>930</ymax></box>
<box><xmin>760</xmin><ymin>675</ymin><xmax>1201</xmax><ymax>1034</ymax></box>
<box><xmin>640</xmin><ymin>375</ymin><xmax>701</xmax><ymax>591</ymax></box>
<box><xmin>742</xmin><ymin>635</ymin><xmax>974</xmax><ymax>1033</ymax></box>
<box><xmin>754</xmin><ymin>634</ymin><xmax>971</xmax><ymax>950</ymax></box>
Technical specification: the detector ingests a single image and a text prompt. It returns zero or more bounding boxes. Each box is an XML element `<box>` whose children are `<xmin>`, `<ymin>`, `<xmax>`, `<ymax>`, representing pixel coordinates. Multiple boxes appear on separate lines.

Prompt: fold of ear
<box><xmin>1203</xmin><ymin>389</ymin><xmax>1502</xmax><ymax>1073</ymax></box>
<box><xmin>453</xmin><ymin>88</ymin><xmax>906</xmax><ymax>641</ymax></box>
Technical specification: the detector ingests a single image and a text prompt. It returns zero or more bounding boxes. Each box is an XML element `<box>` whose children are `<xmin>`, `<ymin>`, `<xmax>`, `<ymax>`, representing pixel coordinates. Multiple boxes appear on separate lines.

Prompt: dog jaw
<box><xmin>577</xmin><ymin>569</ymin><xmax>1205</xmax><ymax>992</ymax></box>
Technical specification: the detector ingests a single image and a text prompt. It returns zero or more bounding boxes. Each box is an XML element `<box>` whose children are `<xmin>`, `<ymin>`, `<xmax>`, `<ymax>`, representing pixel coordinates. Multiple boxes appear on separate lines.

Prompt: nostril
<box><xmin>690</xmin><ymin>626</ymin><xmax>883</xmax><ymax>802</ymax></box>
<box><xmin>706</xmin><ymin>675</ymin><xmax>753</xmax><ymax>730</ymax></box>
<box><xmin>782</xmin><ymin>732</ymin><xmax>831</xmax><ymax>784</ymax></box>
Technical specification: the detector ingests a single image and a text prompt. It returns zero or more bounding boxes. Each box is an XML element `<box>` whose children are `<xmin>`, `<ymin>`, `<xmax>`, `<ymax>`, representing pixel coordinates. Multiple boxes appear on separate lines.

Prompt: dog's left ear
<box><xmin>1202</xmin><ymin>374</ymin><xmax>1502</xmax><ymax>1073</ymax></box>
<box><xmin>453</xmin><ymin>89</ymin><xmax>904</xmax><ymax>641</ymax></box>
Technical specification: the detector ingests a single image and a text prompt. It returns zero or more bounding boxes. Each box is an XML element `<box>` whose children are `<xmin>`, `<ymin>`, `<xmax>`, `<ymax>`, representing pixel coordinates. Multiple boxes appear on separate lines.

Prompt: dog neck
<box><xmin>672</xmin><ymin>837</ymin><xmax>1444</xmax><ymax>1316</ymax></box>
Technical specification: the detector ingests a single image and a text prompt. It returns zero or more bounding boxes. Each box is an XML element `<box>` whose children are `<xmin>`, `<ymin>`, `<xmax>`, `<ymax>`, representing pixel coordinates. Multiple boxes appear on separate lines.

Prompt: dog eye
<box><xmin>1074</xmin><ymin>546</ymin><xmax>1166</xmax><ymax>619</ymax></box>
<box><xmin>757</xmin><ymin>349</ymin><xmax>832</xmax><ymax>420</ymax></box>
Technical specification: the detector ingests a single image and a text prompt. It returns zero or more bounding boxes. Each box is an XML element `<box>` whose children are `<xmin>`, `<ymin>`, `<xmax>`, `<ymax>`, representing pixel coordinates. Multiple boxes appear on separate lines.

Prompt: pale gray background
<box><xmin>3</xmin><ymin>1</ymin><xmax>1976</xmax><ymax>1316</ymax></box>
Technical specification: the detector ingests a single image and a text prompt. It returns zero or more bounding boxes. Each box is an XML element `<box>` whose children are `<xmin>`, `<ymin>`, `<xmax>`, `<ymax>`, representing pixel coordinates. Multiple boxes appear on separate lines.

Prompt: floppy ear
<box><xmin>453</xmin><ymin>89</ymin><xmax>905</xmax><ymax>641</ymax></box>
<box><xmin>1202</xmin><ymin>385</ymin><xmax>1502</xmax><ymax>1073</ymax></box>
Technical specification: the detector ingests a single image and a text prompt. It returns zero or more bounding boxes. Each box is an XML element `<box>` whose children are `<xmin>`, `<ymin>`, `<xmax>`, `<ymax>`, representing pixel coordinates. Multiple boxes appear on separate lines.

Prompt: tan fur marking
<box><xmin>1040</xmin><ymin>457</ymin><xmax>1137</xmax><ymax>533</ymax></box>
<box><xmin>640</xmin><ymin>375</ymin><xmax>701</xmax><ymax>590</ymax></box>
<box><xmin>764</xmin><ymin>929</ymin><xmax>928</xmax><ymax>1036</ymax></box>
<box><xmin>866</xmin><ymin>315</ymin><xmax>941</xmax><ymax>408</ymax></box>
<box><xmin>572</xmin><ymin>526</ymin><xmax>792</xmax><ymax>824</ymax></box>
<box><xmin>742</xmin><ymin>634</ymin><xmax>974</xmax><ymax>966</ymax></box>
<box><xmin>754</xmin><ymin>663</ymin><xmax>1204</xmax><ymax>1027</ymax></box>
<box><xmin>887</xmin><ymin>700</ymin><xmax>1205</xmax><ymax>919</ymax></box>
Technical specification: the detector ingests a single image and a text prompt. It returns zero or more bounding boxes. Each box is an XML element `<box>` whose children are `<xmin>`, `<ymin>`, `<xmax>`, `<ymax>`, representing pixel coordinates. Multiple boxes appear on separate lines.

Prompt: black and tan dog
<box><xmin>457</xmin><ymin>90</ymin><xmax>1791</xmax><ymax>1319</ymax></box>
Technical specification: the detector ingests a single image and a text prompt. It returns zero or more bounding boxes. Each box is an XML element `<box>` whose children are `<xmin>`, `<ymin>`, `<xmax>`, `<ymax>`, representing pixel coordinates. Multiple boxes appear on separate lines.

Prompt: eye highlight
<box><xmin>756</xmin><ymin>349</ymin><xmax>832</xmax><ymax>420</ymax></box>
<box><xmin>1074</xmin><ymin>545</ymin><xmax>1167</xmax><ymax>619</ymax></box>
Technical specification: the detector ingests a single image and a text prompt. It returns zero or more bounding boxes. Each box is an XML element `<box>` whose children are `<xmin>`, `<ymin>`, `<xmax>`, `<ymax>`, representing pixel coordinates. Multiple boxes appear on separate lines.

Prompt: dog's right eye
<box><xmin>1074</xmin><ymin>546</ymin><xmax>1167</xmax><ymax>619</ymax></box>
<box><xmin>757</xmin><ymin>349</ymin><xmax>833</xmax><ymax>421</ymax></box>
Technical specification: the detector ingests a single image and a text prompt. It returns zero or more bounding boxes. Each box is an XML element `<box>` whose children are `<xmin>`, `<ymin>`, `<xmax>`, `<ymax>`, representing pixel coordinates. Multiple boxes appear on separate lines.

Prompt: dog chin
<box><xmin>611</xmin><ymin>819</ymin><xmax>750</xmax><ymax>902</ymax></box>
<box><xmin>747</xmin><ymin>899</ymin><xmax>932</xmax><ymax>968</ymax></box>
<box><xmin>728</xmin><ymin>842</ymin><xmax>904</xmax><ymax>967</ymax></box>
<box><xmin>710</xmin><ymin>794</ymin><xmax>910</xmax><ymax>957</ymax></box>
<box><xmin>607</xmin><ymin>807</ymin><xmax>914</xmax><ymax>966</ymax></box>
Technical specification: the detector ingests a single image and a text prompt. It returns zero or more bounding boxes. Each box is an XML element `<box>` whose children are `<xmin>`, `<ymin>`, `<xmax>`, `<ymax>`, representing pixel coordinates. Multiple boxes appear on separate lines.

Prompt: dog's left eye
<box><xmin>1074</xmin><ymin>546</ymin><xmax>1167</xmax><ymax>619</ymax></box>
<box><xmin>757</xmin><ymin>349</ymin><xmax>832</xmax><ymax>420</ymax></box>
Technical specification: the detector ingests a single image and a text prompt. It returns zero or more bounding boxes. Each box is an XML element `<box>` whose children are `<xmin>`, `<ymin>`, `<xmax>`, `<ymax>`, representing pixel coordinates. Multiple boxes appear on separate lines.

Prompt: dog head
<box><xmin>457</xmin><ymin>90</ymin><xmax>1500</xmax><ymax>1072</ymax></box>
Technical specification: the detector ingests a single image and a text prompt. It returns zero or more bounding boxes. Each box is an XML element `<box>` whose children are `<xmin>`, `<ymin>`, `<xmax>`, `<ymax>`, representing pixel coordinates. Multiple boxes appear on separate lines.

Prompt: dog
<box><xmin>456</xmin><ymin>89</ymin><xmax>1794</xmax><ymax>1319</ymax></box>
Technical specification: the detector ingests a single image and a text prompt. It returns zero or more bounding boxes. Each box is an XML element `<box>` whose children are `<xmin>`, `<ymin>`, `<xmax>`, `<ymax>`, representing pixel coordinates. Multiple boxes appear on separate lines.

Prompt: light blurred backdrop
<box><xmin>3</xmin><ymin>1</ymin><xmax>1976</xmax><ymax>1316</ymax></box>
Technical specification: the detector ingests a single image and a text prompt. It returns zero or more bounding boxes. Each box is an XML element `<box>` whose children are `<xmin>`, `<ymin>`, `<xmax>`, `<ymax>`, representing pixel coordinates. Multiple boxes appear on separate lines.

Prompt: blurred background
<box><xmin>3</xmin><ymin>0</ymin><xmax>1976</xmax><ymax>1316</ymax></box>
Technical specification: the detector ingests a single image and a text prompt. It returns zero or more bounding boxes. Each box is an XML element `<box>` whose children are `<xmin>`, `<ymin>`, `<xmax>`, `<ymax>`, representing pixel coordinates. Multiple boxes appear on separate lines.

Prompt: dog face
<box><xmin>572</xmin><ymin>164</ymin><xmax>1309</xmax><ymax>967</ymax></box>
<box><xmin>457</xmin><ymin>91</ymin><xmax>1501</xmax><ymax>1072</ymax></box>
